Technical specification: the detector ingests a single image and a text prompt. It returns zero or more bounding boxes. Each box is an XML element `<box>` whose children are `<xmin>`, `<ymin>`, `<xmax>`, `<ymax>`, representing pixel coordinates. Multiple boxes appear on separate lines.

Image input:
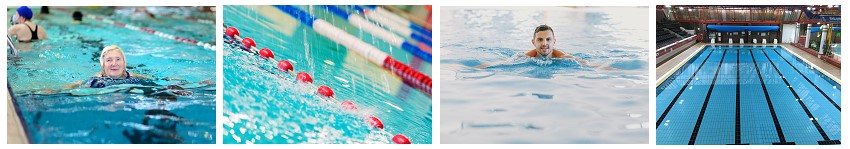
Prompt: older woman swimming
<box><xmin>65</xmin><ymin>45</ymin><xmax>151</xmax><ymax>89</ymax></box>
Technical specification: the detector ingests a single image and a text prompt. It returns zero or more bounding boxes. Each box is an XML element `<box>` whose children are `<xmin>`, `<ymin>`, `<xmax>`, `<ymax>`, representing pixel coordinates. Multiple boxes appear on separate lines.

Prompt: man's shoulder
<box><xmin>552</xmin><ymin>49</ymin><xmax>574</xmax><ymax>58</ymax></box>
<box><xmin>524</xmin><ymin>50</ymin><xmax>537</xmax><ymax>57</ymax></box>
<box><xmin>552</xmin><ymin>49</ymin><xmax>565</xmax><ymax>56</ymax></box>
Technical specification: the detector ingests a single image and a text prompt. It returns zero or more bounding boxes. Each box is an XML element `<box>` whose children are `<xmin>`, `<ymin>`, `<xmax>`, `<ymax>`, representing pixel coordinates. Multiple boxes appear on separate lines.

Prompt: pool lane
<box><xmin>762</xmin><ymin>49</ymin><xmax>840</xmax><ymax>143</ymax></box>
<box><xmin>693</xmin><ymin>49</ymin><xmax>734</xmax><ymax>145</ymax></box>
<box><xmin>741</xmin><ymin>49</ymin><xmax>781</xmax><ymax>145</ymax></box>
<box><xmin>771</xmin><ymin>49</ymin><xmax>841</xmax><ymax>110</ymax></box>
<box><xmin>657</xmin><ymin>49</ymin><xmax>724</xmax><ymax>144</ymax></box>
<box><xmin>657</xmin><ymin>46</ymin><xmax>841</xmax><ymax>145</ymax></box>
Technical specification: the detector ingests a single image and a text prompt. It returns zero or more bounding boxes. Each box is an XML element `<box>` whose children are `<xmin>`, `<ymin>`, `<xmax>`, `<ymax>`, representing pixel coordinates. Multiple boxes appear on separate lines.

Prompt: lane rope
<box><xmin>55</xmin><ymin>7</ymin><xmax>215</xmax><ymax>51</ymax></box>
<box><xmin>323</xmin><ymin>5</ymin><xmax>432</xmax><ymax>63</ymax></box>
<box><xmin>276</xmin><ymin>5</ymin><xmax>432</xmax><ymax>95</ymax></box>
<box><xmin>224</xmin><ymin>25</ymin><xmax>412</xmax><ymax>144</ymax></box>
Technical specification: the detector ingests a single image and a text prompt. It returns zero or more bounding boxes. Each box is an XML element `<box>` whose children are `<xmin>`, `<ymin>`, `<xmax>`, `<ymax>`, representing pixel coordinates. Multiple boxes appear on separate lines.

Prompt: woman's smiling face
<box><xmin>101</xmin><ymin>50</ymin><xmax>126</xmax><ymax>78</ymax></box>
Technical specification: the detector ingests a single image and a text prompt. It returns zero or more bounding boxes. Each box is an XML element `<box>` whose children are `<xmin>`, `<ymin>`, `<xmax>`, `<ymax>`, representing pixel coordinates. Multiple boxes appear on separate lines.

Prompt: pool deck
<box><xmin>657</xmin><ymin>43</ymin><xmax>841</xmax><ymax>86</ymax></box>
<box><xmin>7</xmin><ymin>92</ymin><xmax>28</xmax><ymax>144</ymax></box>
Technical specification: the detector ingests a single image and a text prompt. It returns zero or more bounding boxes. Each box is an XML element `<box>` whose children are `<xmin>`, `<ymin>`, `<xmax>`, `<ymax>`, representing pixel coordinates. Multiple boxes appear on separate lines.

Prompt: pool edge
<box><xmin>656</xmin><ymin>43</ymin><xmax>706</xmax><ymax>87</ymax></box>
<box><xmin>6</xmin><ymin>86</ymin><xmax>30</xmax><ymax>144</ymax></box>
<box><xmin>777</xmin><ymin>44</ymin><xmax>842</xmax><ymax>85</ymax></box>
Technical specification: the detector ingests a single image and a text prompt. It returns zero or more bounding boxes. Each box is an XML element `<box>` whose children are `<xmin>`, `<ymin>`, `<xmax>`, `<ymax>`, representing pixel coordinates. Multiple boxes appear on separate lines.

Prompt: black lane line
<box><xmin>688</xmin><ymin>49</ymin><xmax>726</xmax><ymax>145</ymax></box>
<box><xmin>735</xmin><ymin>49</ymin><xmax>742</xmax><ymax>145</ymax></box>
<box><xmin>750</xmin><ymin>50</ymin><xmax>789</xmax><ymax>144</ymax></box>
<box><xmin>760</xmin><ymin>49</ymin><xmax>831</xmax><ymax>141</ymax></box>
<box><xmin>656</xmin><ymin>49</ymin><xmax>717</xmax><ymax>128</ymax></box>
<box><xmin>770</xmin><ymin>49</ymin><xmax>840</xmax><ymax>111</ymax></box>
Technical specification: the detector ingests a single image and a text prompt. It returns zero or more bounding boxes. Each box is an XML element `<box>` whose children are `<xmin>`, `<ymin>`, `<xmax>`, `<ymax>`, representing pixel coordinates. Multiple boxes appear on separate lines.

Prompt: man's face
<box><xmin>532</xmin><ymin>30</ymin><xmax>555</xmax><ymax>56</ymax></box>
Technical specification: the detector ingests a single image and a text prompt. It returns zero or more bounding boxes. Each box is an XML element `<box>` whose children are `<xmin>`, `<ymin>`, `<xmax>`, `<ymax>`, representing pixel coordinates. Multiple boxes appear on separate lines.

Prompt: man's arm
<box><xmin>559</xmin><ymin>54</ymin><xmax>618</xmax><ymax>71</ymax></box>
<box><xmin>476</xmin><ymin>49</ymin><xmax>541</xmax><ymax>68</ymax></box>
<box><xmin>475</xmin><ymin>59</ymin><xmax>509</xmax><ymax>68</ymax></box>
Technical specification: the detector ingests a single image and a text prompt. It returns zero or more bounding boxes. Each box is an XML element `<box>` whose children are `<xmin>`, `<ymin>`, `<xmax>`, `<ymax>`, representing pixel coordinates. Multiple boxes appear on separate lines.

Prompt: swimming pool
<box><xmin>222</xmin><ymin>5</ymin><xmax>432</xmax><ymax>144</ymax></box>
<box><xmin>656</xmin><ymin>45</ymin><xmax>841</xmax><ymax>145</ymax></box>
<box><xmin>441</xmin><ymin>6</ymin><xmax>649</xmax><ymax>144</ymax></box>
<box><xmin>7</xmin><ymin>7</ymin><xmax>216</xmax><ymax>144</ymax></box>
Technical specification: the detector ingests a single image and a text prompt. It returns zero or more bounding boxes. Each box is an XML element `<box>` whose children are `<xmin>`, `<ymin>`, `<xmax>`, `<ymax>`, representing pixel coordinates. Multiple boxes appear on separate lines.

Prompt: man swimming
<box><xmin>476</xmin><ymin>25</ymin><xmax>616</xmax><ymax>70</ymax></box>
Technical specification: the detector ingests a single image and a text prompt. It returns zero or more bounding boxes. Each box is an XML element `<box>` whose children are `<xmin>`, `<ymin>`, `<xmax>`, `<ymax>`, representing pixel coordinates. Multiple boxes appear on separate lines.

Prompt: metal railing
<box><xmin>656</xmin><ymin>34</ymin><xmax>697</xmax><ymax>59</ymax></box>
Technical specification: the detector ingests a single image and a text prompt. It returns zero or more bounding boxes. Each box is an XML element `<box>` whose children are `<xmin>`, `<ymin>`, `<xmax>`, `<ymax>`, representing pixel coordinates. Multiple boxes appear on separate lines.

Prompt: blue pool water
<box><xmin>222</xmin><ymin>5</ymin><xmax>432</xmax><ymax>144</ymax></box>
<box><xmin>7</xmin><ymin>7</ymin><xmax>216</xmax><ymax>144</ymax></box>
<box><xmin>441</xmin><ymin>6</ymin><xmax>649</xmax><ymax>144</ymax></box>
<box><xmin>656</xmin><ymin>45</ymin><xmax>841</xmax><ymax>145</ymax></box>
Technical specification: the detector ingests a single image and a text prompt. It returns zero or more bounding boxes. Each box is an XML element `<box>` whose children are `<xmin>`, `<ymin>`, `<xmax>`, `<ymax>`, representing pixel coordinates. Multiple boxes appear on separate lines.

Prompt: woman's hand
<box><xmin>62</xmin><ymin>80</ymin><xmax>84</xmax><ymax>90</ymax></box>
<box><xmin>200</xmin><ymin>79</ymin><xmax>214</xmax><ymax>85</ymax></box>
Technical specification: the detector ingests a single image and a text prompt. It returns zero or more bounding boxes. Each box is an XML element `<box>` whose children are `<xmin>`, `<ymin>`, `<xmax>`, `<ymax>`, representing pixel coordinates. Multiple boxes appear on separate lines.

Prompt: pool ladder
<box><xmin>7</xmin><ymin>35</ymin><xmax>18</xmax><ymax>56</ymax></box>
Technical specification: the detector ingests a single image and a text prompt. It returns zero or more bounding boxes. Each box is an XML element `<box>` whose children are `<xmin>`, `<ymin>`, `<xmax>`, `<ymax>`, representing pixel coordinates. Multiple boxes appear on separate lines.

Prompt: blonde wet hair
<box><xmin>100</xmin><ymin>45</ymin><xmax>127</xmax><ymax>77</ymax></box>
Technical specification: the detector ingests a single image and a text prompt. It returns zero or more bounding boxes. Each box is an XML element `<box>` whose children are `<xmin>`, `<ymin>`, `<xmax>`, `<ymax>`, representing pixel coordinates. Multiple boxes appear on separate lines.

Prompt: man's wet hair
<box><xmin>533</xmin><ymin>24</ymin><xmax>555</xmax><ymax>38</ymax></box>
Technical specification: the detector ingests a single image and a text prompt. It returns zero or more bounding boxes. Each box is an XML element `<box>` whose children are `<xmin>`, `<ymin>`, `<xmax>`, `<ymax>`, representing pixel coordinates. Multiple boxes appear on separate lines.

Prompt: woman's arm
<box><xmin>62</xmin><ymin>80</ymin><xmax>84</xmax><ymax>90</ymax></box>
<box><xmin>130</xmin><ymin>73</ymin><xmax>153</xmax><ymax>79</ymax></box>
<box><xmin>8</xmin><ymin>25</ymin><xmax>21</xmax><ymax>37</ymax></box>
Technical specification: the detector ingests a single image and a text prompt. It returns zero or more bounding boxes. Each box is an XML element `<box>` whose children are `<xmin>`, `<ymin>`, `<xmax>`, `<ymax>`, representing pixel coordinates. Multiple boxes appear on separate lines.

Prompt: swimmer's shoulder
<box><xmin>552</xmin><ymin>49</ymin><xmax>574</xmax><ymax>58</ymax></box>
<box><xmin>524</xmin><ymin>49</ymin><xmax>537</xmax><ymax>57</ymax></box>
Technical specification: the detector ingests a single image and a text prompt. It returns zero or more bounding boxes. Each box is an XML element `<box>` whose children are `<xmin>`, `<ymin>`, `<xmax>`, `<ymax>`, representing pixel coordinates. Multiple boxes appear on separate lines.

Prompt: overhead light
<box><xmin>665</xmin><ymin>5</ymin><xmax>671</xmax><ymax>8</ymax></box>
<box><xmin>828</xmin><ymin>5</ymin><xmax>832</xmax><ymax>8</ymax></box>
<box><xmin>679</xmin><ymin>7</ymin><xmax>684</xmax><ymax>10</ymax></box>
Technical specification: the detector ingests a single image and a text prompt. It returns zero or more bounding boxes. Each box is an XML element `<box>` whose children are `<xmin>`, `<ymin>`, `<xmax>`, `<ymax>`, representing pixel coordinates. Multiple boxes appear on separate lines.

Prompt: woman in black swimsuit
<box><xmin>8</xmin><ymin>6</ymin><xmax>48</xmax><ymax>42</ymax></box>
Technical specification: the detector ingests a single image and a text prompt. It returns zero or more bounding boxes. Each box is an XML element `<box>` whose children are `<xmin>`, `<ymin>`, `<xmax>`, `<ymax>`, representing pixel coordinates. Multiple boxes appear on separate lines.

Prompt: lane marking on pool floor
<box><xmin>769</xmin><ymin>49</ymin><xmax>840</xmax><ymax>111</ymax></box>
<box><xmin>656</xmin><ymin>48</ymin><xmax>716</xmax><ymax>128</ymax></box>
<box><xmin>778</xmin><ymin>45</ymin><xmax>840</xmax><ymax>85</ymax></box>
<box><xmin>689</xmin><ymin>49</ymin><xmax>726</xmax><ymax>145</ymax></box>
<box><xmin>750</xmin><ymin>50</ymin><xmax>791</xmax><ymax>145</ymax></box>
<box><xmin>759</xmin><ymin>49</ymin><xmax>837</xmax><ymax>144</ymax></box>
<box><xmin>734</xmin><ymin>50</ymin><xmax>743</xmax><ymax>145</ymax></box>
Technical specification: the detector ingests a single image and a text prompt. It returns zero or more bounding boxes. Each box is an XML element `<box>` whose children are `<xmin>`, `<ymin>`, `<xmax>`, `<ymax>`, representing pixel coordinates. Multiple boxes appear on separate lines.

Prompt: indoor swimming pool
<box><xmin>656</xmin><ymin>45</ymin><xmax>841</xmax><ymax>145</ymax></box>
<box><xmin>7</xmin><ymin>6</ymin><xmax>216</xmax><ymax>144</ymax></box>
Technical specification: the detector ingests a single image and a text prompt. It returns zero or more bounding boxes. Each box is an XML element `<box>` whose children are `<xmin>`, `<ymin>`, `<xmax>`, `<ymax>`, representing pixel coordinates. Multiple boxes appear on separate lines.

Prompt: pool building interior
<box><xmin>656</xmin><ymin>5</ymin><xmax>841</xmax><ymax>145</ymax></box>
